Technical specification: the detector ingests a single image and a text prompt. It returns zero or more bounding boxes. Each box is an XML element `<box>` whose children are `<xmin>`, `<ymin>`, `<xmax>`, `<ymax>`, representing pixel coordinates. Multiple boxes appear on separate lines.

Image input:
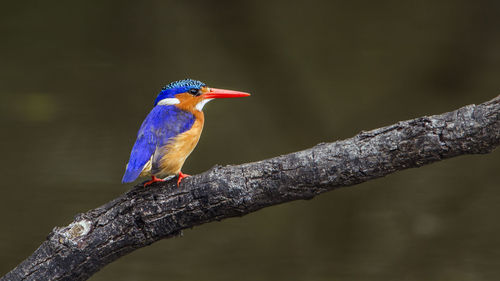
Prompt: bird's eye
<box><xmin>189</xmin><ymin>88</ymin><xmax>200</xmax><ymax>96</ymax></box>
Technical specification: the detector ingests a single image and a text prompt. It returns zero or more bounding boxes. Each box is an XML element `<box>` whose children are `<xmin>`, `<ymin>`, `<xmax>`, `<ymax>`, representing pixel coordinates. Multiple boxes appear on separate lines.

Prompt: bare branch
<box><xmin>2</xmin><ymin>96</ymin><xmax>499</xmax><ymax>281</ymax></box>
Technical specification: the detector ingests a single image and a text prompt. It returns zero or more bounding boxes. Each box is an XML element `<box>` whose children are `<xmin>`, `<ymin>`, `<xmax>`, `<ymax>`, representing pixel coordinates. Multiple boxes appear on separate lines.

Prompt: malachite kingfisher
<box><xmin>122</xmin><ymin>79</ymin><xmax>250</xmax><ymax>187</ymax></box>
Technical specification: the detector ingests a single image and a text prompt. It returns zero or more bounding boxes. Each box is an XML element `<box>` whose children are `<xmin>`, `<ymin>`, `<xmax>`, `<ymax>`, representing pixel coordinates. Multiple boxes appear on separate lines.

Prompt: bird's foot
<box><xmin>144</xmin><ymin>176</ymin><xmax>165</xmax><ymax>187</ymax></box>
<box><xmin>177</xmin><ymin>171</ymin><xmax>190</xmax><ymax>186</ymax></box>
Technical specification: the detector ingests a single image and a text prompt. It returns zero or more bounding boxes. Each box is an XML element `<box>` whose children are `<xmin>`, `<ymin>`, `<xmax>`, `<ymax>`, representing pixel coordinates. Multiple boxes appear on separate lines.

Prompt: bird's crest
<box><xmin>162</xmin><ymin>79</ymin><xmax>205</xmax><ymax>91</ymax></box>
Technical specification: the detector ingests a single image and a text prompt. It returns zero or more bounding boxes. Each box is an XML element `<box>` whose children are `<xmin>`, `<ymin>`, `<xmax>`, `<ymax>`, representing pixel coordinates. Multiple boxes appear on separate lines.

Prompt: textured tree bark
<box><xmin>2</xmin><ymin>96</ymin><xmax>499</xmax><ymax>281</ymax></box>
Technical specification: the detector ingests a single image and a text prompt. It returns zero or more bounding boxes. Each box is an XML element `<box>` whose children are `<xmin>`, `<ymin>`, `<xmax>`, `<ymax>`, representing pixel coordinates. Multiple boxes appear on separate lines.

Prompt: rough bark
<box><xmin>2</xmin><ymin>96</ymin><xmax>500</xmax><ymax>281</ymax></box>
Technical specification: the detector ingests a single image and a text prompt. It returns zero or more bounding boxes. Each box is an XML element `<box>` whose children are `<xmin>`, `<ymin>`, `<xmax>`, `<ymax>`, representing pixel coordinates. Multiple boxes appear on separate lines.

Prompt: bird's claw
<box><xmin>144</xmin><ymin>176</ymin><xmax>165</xmax><ymax>187</ymax></box>
<box><xmin>177</xmin><ymin>171</ymin><xmax>190</xmax><ymax>186</ymax></box>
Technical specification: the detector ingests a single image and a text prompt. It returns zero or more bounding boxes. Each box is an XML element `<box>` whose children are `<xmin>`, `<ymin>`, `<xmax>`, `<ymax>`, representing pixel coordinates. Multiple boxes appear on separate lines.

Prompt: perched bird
<box><xmin>122</xmin><ymin>79</ymin><xmax>250</xmax><ymax>187</ymax></box>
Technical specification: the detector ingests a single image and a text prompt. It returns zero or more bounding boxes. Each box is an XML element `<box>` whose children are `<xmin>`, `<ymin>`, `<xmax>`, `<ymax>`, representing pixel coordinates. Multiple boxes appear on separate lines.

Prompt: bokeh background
<box><xmin>1</xmin><ymin>1</ymin><xmax>500</xmax><ymax>280</ymax></box>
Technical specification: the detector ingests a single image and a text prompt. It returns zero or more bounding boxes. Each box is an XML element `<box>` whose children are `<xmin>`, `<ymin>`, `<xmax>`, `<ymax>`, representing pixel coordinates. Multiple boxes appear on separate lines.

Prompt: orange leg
<box><xmin>177</xmin><ymin>171</ymin><xmax>190</xmax><ymax>186</ymax></box>
<box><xmin>144</xmin><ymin>175</ymin><xmax>165</xmax><ymax>187</ymax></box>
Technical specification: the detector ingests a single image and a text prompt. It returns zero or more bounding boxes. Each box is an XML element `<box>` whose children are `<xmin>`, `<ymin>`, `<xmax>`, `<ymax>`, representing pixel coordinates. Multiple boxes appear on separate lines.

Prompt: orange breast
<box><xmin>155</xmin><ymin>113</ymin><xmax>204</xmax><ymax>177</ymax></box>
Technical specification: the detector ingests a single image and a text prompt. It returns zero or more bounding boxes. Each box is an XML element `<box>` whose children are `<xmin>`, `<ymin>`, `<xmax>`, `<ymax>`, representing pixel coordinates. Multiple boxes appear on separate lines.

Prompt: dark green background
<box><xmin>1</xmin><ymin>1</ymin><xmax>500</xmax><ymax>280</ymax></box>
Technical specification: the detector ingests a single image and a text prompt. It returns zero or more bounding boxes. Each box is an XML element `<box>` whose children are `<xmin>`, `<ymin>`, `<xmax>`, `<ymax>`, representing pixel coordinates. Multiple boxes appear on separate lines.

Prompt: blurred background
<box><xmin>1</xmin><ymin>0</ymin><xmax>500</xmax><ymax>280</ymax></box>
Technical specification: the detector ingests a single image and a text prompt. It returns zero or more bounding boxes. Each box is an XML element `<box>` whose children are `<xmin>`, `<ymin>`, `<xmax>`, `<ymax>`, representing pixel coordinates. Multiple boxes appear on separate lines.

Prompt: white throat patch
<box><xmin>157</xmin><ymin>98</ymin><xmax>180</xmax><ymax>106</ymax></box>
<box><xmin>195</xmin><ymin>99</ymin><xmax>213</xmax><ymax>111</ymax></box>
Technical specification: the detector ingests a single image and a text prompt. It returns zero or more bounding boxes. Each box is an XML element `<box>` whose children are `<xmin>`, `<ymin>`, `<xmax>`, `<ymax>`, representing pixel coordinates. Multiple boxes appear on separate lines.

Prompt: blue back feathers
<box><xmin>153</xmin><ymin>79</ymin><xmax>206</xmax><ymax>106</ymax></box>
<box><xmin>122</xmin><ymin>79</ymin><xmax>203</xmax><ymax>183</ymax></box>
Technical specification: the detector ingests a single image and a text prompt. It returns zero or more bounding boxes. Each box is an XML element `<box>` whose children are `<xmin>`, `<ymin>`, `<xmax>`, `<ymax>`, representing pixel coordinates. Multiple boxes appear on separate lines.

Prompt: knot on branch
<box><xmin>53</xmin><ymin>219</ymin><xmax>92</xmax><ymax>248</ymax></box>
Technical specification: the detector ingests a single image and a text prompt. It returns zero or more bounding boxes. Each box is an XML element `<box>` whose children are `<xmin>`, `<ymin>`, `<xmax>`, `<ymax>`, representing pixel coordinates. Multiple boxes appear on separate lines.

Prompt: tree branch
<box><xmin>2</xmin><ymin>96</ymin><xmax>500</xmax><ymax>281</ymax></box>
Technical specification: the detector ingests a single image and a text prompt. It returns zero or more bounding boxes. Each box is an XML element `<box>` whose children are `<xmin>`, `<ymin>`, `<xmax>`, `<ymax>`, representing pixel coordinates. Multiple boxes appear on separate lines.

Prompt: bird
<box><xmin>122</xmin><ymin>79</ymin><xmax>250</xmax><ymax>187</ymax></box>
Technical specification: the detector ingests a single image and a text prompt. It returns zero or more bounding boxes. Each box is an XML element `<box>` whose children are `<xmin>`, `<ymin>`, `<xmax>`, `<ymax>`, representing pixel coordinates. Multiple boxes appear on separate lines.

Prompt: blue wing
<box><xmin>122</xmin><ymin>105</ymin><xmax>195</xmax><ymax>183</ymax></box>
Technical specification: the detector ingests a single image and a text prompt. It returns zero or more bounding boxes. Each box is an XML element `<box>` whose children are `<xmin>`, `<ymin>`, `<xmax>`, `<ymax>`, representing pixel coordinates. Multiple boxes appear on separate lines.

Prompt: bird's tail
<box><xmin>121</xmin><ymin>164</ymin><xmax>141</xmax><ymax>183</ymax></box>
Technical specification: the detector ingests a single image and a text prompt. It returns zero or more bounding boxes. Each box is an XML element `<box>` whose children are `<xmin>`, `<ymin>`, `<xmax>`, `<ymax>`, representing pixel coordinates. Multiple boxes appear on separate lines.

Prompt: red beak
<box><xmin>203</xmin><ymin>88</ymin><xmax>251</xmax><ymax>99</ymax></box>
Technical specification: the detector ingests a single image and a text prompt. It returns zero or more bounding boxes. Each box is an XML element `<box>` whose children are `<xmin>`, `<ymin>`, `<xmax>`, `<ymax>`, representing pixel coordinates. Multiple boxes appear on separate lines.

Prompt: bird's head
<box><xmin>153</xmin><ymin>79</ymin><xmax>250</xmax><ymax>111</ymax></box>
